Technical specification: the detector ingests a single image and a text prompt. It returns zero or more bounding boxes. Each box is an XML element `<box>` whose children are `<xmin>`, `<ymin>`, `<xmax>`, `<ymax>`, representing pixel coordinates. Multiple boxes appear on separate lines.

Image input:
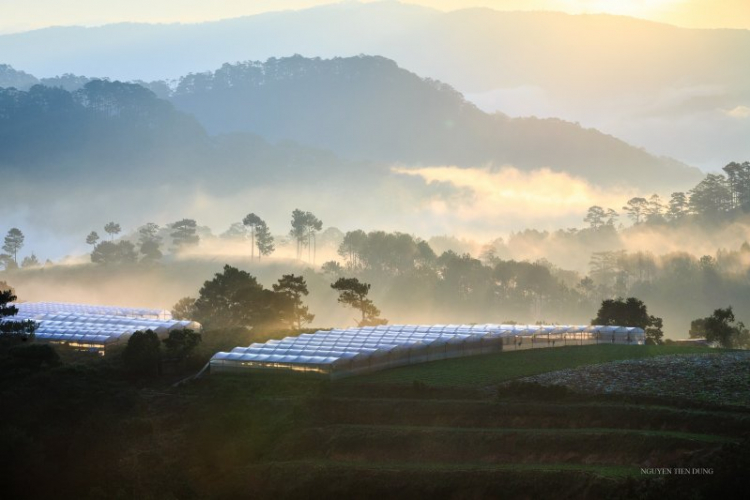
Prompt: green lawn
<box><xmin>349</xmin><ymin>344</ymin><xmax>719</xmax><ymax>387</ymax></box>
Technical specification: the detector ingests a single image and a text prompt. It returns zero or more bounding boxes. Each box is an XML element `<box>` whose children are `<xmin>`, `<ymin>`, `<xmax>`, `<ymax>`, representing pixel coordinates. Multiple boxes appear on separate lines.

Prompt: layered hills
<box><xmin>0</xmin><ymin>55</ymin><xmax>701</xmax><ymax>190</ymax></box>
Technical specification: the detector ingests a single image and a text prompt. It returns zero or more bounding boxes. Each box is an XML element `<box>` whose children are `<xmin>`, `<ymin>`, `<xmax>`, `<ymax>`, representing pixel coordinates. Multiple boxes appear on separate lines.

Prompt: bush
<box><xmin>6</xmin><ymin>344</ymin><xmax>60</xmax><ymax>370</ymax></box>
<box><xmin>122</xmin><ymin>330</ymin><xmax>162</xmax><ymax>377</ymax></box>
<box><xmin>163</xmin><ymin>329</ymin><xmax>202</xmax><ymax>360</ymax></box>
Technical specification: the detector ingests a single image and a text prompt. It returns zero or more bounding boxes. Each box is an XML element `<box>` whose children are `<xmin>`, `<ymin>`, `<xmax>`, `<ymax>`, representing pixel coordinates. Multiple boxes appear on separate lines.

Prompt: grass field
<box><xmin>350</xmin><ymin>344</ymin><xmax>719</xmax><ymax>387</ymax></box>
<box><xmin>3</xmin><ymin>342</ymin><xmax>747</xmax><ymax>499</ymax></box>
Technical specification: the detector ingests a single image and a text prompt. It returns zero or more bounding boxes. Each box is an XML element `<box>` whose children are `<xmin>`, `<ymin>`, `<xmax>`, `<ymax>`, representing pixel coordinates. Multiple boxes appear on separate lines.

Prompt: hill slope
<box><xmin>167</xmin><ymin>55</ymin><xmax>700</xmax><ymax>189</ymax></box>
<box><xmin>1</xmin><ymin>57</ymin><xmax>702</xmax><ymax>190</ymax></box>
<box><xmin>0</xmin><ymin>81</ymin><xmax>356</xmax><ymax>192</ymax></box>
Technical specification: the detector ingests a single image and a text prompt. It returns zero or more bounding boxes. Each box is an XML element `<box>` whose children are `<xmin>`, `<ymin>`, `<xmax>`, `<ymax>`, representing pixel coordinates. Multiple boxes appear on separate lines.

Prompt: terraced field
<box><xmin>35</xmin><ymin>346</ymin><xmax>741</xmax><ymax>498</ymax></box>
<box><xmin>176</xmin><ymin>345</ymin><xmax>748</xmax><ymax>499</ymax></box>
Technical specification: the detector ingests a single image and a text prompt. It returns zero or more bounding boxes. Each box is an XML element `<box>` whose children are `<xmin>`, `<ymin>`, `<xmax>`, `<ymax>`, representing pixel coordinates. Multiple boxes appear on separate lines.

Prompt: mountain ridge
<box><xmin>0</xmin><ymin>55</ymin><xmax>703</xmax><ymax>190</ymax></box>
<box><xmin>164</xmin><ymin>54</ymin><xmax>702</xmax><ymax>189</ymax></box>
<box><xmin>1</xmin><ymin>3</ymin><xmax>746</xmax><ymax>82</ymax></box>
<box><xmin>1</xmin><ymin>1</ymin><xmax>745</xmax><ymax>169</ymax></box>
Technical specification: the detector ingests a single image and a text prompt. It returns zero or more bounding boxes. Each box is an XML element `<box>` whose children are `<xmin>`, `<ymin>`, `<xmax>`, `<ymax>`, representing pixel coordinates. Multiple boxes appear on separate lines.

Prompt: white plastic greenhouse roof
<box><xmin>211</xmin><ymin>324</ymin><xmax>645</xmax><ymax>368</ymax></box>
<box><xmin>4</xmin><ymin>302</ymin><xmax>198</xmax><ymax>345</ymax></box>
<box><xmin>13</xmin><ymin>301</ymin><xmax>172</xmax><ymax>320</ymax></box>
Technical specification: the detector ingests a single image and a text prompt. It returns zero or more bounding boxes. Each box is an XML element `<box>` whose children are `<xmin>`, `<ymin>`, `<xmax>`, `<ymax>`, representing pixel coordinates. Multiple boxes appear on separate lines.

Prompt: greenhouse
<box><xmin>210</xmin><ymin>324</ymin><xmax>645</xmax><ymax>379</ymax></box>
<box><xmin>5</xmin><ymin>302</ymin><xmax>200</xmax><ymax>354</ymax></box>
<box><xmin>13</xmin><ymin>301</ymin><xmax>172</xmax><ymax>320</ymax></box>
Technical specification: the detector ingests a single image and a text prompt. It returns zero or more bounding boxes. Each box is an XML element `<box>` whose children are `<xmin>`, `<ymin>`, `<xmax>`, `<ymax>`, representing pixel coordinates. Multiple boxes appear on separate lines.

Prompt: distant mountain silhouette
<box><xmin>0</xmin><ymin>81</ymin><xmax>354</xmax><ymax>191</ymax></box>
<box><xmin>0</xmin><ymin>57</ymin><xmax>702</xmax><ymax>190</ymax></box>
<box><xmin>1</xmin><ymin>2</ymin><xmax>745</xmax><ymax>93</ymax></box>
<box><xmin>166</xmin><ymin>55</ymin><xmax>700</xmax><ymax>189</ymax></box>
<box><xmin>0</xmin><ymin>2</ymin><xmax>746</xmax><ymax>169</ymax></box>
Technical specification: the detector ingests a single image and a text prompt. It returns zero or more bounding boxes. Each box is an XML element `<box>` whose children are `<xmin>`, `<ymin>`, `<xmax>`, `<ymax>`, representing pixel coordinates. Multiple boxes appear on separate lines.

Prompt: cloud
<box><xmin>724</xmin><ymin>105</ymin><xmax>750</xmax><ymax>119</ymax></box>
<box><xmin>393</xmin><ymin>165</ymin><xmax>637</xmax><ymax>231</ymax></box>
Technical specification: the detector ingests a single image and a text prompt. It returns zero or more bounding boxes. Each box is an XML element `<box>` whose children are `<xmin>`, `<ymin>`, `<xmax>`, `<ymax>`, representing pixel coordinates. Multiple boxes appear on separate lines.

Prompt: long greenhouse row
<box><xmin>6</xmin><ymin>302</ymin><xmax>199</xmax><ymax>354</ymax></box>
<box><xmin>13</xmin><ymin>301</ymin><xmax>172</xmax><ymax>320</ymax></box>
<box><xmin>210</xmin><ymin>324</ymin><xmax>646</xmax><ymax>379</ymax></box>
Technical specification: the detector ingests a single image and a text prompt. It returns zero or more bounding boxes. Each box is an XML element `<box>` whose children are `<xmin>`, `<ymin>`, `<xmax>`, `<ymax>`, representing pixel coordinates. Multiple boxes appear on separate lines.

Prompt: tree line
<box><xmin>0</xmin><ymin>207</ymin><xmax>329</xmax><ymax>270</ymax></box>
<box><xmin>172</xmin><ymin>265</ymin><xmax>386</xmax><ymax>332</ymax></box>
<box><xmin>6</xmin><ymin>217</ymin><xmax>750</xmax><ymax>341</ymax></box>
<box><xmin>175</xmin><ymin>266</ymin><xmax>671</xmax><ymax>344</ymax></box>
<box><xmin>584</xmin><ymin>160</ymin><xmax>750</xmax><ymax>229</ymax></box>
<box><xmin>85</xmin><ymin>219</ymin><xmax>203</xmax><ymax>266</ymax></box>
<box><xmin>81</xmin><ymin>209</ymin><xmax>326</xmax><ymax>266</ymax></box>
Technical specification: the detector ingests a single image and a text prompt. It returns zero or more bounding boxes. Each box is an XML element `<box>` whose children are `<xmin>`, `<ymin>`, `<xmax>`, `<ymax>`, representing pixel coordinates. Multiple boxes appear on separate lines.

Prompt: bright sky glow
<box><xmin>560</xmin><ymin>0</ymin><xmax>683</xmax><ymax>17</ymax></box>
<box><xmin>0</xmin><ymin>0</ymin><xmax>747</xmax><ymax>34</ymax></box>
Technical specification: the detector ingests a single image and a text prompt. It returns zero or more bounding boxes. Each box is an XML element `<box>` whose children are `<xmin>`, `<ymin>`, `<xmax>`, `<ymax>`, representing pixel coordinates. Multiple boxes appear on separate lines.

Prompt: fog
<box><xmin>5</xmin><ymin>158</ymin><xmax>750</xmax><ymax>338</ymax></box>
<box><xmin>0</xmin><ymin>164</ymin><xmax>641</xmax><ymax>263</ymax></box>
<box><xmin>4</xmin><ymin>162</ymin><xmax>749</xmax><ymax>272</ymax></box>
<box><xmin>467</xmin><ymin>82</ymin><xmax>750</xmax><ymax>172</ymax></box>
<box><xmin>395</xmin><ymin>165</ymin><xmax>637</xmax><ymax>230</ymax></box>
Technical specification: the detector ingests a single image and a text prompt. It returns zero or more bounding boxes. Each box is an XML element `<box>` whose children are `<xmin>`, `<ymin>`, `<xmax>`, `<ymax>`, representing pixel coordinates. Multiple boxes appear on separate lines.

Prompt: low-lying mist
<box><xmin>0</xmin><ymin>164</ymin><xmax>650</xmax><ymax>262</ymax></box>
<box><xmin>5</xmin><ymin>160</ymin><xmax>750</xmax><ymax>340</ymax></box>
<box><xmin>9</xmin><ymin>161</ymin><xmax>745</xmax><ymax>273</ymax></box>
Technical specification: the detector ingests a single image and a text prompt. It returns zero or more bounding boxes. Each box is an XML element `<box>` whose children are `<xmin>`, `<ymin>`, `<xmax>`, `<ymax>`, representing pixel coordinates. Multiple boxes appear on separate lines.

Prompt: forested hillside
<box><xmin>167</xmin><ymin>55</ymin><xmax>700</xmax><ymax>189</ymax></box>
<box><xmin>0</xmin><ymin>81</ymin><xmax>355</xmax><ymax>189</ymax></box>
<box><xmin>0</xmin><ymin>56</ymin><xmax>701</xmax><ymax>190</ymax></box>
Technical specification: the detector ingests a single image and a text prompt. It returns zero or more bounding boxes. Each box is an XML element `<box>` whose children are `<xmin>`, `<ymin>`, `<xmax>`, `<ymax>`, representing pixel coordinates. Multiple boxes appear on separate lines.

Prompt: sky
<box><xmin>0</xmin><ymin>0</ymin><xmax>748</xmax><ymax>34</ymax></box>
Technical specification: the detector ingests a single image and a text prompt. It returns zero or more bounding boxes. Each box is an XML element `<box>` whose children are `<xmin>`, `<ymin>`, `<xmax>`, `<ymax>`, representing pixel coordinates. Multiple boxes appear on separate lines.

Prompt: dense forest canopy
<box><xmin>0</xmin><ymin>81</ymin><xmax>204</xmax><ymax>175</ymax></box>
